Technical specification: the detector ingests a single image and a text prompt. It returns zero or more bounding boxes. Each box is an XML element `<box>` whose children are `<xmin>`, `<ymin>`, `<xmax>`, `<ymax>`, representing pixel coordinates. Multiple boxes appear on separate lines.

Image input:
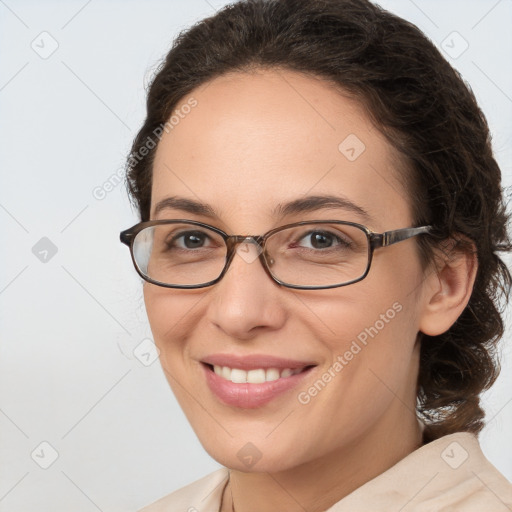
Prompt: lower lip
<box><xmin>202</xmin><ymin>363</ymin><xmax>315</xmax><ymax>409</ymax></box>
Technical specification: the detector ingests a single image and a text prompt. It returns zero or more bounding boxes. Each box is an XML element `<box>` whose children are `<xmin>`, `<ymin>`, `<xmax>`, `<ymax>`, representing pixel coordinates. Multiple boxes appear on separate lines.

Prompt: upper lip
<box><xmin>201</xmin><ymin>353</ymin><xmax>317</xmax><ymax>371</ymax></box>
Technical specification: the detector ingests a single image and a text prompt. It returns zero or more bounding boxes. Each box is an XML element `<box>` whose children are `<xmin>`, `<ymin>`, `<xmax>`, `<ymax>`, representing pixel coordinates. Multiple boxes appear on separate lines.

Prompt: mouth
<box><xmin>200</xmin><ymin>356</ymin><xmax>317</xmax><ymax>408</ymax></box>
<box><xmin>204</xmin><ymin>363</ymin><xmax>315</xmax><ymax>383</ymax></box>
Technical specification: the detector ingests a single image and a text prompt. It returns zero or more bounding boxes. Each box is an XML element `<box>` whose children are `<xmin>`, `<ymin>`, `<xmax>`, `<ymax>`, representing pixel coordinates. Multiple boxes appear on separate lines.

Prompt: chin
<box><xmin>199</xmin><ymin>436</ymin><xmax>311</xmax><ymax>474</ymax></box>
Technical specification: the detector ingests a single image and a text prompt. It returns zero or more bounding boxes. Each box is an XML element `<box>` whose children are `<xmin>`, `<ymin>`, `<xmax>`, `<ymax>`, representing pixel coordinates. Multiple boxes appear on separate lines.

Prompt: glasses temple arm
<box><xmin>371</xmin><ymin>226</ymin><xmax>433</xmax><ymax>249</ymax></box>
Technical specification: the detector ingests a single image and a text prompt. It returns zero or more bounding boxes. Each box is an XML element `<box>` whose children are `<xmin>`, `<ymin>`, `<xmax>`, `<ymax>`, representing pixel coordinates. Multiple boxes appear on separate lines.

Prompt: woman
<box><xmin>120</xmin><ymin>0</ymin><xmax>512</xmax><ymax>510</ymax></box>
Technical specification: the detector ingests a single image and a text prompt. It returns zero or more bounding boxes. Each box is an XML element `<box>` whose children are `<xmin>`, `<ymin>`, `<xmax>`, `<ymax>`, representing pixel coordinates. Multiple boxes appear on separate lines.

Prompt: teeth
<box><xmin>212</xmin><ymin>365</ymin><xmax>303</xmax><ymax>383</ymax></box>
<box><xmin>265</xmin><ymin>368</ymin><xmax>280</xmax><ymax>381</ymax></box>
<box><xmin>247</xmin><ymin>368</ymin><xmax>266</xmax><ymax>384</ymax></box>
<box><xmin>231</xmin><ymin>368</ymin><xmax>247</xmax><ymax>383</ymax></box>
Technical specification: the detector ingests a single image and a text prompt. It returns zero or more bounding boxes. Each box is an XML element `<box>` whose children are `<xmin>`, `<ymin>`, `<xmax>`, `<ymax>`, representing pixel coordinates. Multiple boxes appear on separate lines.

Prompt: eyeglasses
<box><xmin>120</xmin><ymin>219</ymin><xmax>432</xmax><ymax>290</ymax></box>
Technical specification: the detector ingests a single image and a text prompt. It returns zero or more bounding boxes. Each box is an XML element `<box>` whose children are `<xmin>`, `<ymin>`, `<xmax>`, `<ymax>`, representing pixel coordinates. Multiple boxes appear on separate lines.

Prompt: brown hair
<box><xmin>124</xmin><ymin>0</ymin><xmax>511</xmax><ymax>441</ymax></box>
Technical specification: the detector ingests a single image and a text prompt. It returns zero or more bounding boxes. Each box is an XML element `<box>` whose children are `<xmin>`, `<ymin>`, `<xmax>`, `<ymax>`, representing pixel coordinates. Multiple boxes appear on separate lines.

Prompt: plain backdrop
<box><xmin>1</xmin><ymin>1</ymin><xmax>511</xmax><ymax>511</ymax></box>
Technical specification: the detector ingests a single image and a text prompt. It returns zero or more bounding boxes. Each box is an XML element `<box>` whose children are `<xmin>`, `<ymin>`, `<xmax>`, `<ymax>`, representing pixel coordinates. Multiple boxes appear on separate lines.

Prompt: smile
<box><xmin>212</xmin><ymin>365</ymin><xmax>305</xmax><ymax>383</ymax></box>
<box><xmin>201</xmin><ymin>358</ymin><xmax>317</xmax><ymax>408</ymax></box>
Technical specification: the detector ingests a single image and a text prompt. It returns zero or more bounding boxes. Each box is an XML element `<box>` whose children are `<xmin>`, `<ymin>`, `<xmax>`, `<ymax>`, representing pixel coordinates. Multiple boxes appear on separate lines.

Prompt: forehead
<box><xmin>151</xmin><ymin>68</ymin><xmax>412</xmax><ymax>231</ymax></box>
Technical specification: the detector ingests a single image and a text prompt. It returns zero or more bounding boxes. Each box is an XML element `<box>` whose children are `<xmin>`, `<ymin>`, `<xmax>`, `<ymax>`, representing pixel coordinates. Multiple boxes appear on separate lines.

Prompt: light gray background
<box><xmin>1</xmin><ymin>1</ymin><xmax>511</xmax><ymax>511</ymax></box>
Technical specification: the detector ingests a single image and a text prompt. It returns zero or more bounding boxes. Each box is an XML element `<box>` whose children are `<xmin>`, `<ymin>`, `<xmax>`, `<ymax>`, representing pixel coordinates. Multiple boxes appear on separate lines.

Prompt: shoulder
<box><xmin>412</xmin><ymin>432</ymin><xmax>512</xmax><ymax>511</ymax></box>
<box><xmin>138</xmin><ymin>467</ymin><xmax>229</xmax><ymax>512</ymax></box>
<box><xmin>440</xmin><ymin>432</ymin><xmax>512</xmax><ymax>511</ymax></box>
<box><xmin>329</xmin><ymin>432</ymin><xmax>512</xmax><ymax>511</ymax></box>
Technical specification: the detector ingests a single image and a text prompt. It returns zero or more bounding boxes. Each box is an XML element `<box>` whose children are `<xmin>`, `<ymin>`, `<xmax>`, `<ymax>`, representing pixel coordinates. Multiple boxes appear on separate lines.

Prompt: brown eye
<box><xmin>167</xmin><ymin>230</ymin><xmax>212</xmax><ymax>250</ymax></box>
<box><xmin>293</xmin><ymin>229</ymin><xmax>352</xmax><ymax>250</ymax></box>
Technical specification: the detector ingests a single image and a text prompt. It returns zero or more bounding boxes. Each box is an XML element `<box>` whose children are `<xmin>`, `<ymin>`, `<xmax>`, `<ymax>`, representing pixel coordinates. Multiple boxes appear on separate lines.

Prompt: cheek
<box><xmin>143</xmin><ymin>285</ymin><xmax>199</xmax><ymax>358</ymax></box>
<box><xmin>315</xmin><ymin>257</ymin><xmax>423</xmax><ymax>401</ymax></box>
<box><xmin>143</xmin><ymin>285</ymin><xmax>171</xmax><ymax>341</ymax></box>
<box><xmin>304</xmin><ymin>296</ymin><xmax>418</xmax><ymax>428</ymax></box>
<box><xmin>318</xmin><ymin>290</ymin><xmax>413</xmax><ymax>396</ymax></box>
<box><xmin>142</xmin><ymin>285</ymin><xmax>205</xmax><ymax>407</ymax></box>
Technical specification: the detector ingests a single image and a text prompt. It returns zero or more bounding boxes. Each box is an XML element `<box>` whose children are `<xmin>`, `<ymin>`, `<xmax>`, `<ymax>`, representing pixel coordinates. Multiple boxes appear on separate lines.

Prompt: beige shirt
<box><xmin>139</xmin><ymin>432</ymin><xmax>512</xmax><ymax>511</ymax></box>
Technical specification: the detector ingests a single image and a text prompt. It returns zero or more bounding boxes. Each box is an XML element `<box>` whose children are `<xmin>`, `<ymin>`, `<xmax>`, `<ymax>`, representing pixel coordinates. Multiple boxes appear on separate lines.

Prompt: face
<box><xmin>144</xmin><ymin>69</ymin><xmax>428</xmax><ymax>472</ymax></box>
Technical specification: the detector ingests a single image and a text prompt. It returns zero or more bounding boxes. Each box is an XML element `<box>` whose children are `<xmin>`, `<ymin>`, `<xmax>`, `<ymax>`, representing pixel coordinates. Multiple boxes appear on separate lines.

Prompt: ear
<box><xmin>418</xmin><ymin>237</ymin><xmax>478</xmax><ymax>336</ymax></box>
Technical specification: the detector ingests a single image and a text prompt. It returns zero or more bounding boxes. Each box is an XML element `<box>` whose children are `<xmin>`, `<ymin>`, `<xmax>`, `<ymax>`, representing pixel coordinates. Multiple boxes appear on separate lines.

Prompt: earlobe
<box><xmin>418</xmin><ymin>239</ymin><xmax>478</xmax><ymax>336</ymax></box>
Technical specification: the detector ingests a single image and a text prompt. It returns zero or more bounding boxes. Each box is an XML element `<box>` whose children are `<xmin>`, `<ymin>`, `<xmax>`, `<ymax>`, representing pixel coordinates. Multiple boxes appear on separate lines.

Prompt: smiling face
<box><xmin>144</xmin><ymin>68</ymin><xmax>430</xmax><ymax>473</ymax></box>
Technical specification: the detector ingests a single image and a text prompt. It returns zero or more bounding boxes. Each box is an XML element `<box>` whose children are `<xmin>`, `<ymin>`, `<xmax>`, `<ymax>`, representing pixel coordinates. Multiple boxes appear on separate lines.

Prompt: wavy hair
<box><xmin>124</xmin><ymin>0</ymin><xmax>511</xmax><ymax>441</ymax></box>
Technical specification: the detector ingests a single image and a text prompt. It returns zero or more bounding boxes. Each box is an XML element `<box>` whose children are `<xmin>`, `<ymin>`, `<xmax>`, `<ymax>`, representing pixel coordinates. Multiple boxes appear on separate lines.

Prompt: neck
<box><xmin>223</xmin><ymin>404</ymin><xmax>423</xmax><ymax>512</ymax></box>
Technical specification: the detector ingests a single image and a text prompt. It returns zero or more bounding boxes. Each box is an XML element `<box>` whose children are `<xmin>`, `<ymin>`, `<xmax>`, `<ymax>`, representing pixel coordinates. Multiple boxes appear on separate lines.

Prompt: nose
<box><xmin>205</xmin><ymin>238</ymin><xmax>286</xmax><ymax>340</ymax></box>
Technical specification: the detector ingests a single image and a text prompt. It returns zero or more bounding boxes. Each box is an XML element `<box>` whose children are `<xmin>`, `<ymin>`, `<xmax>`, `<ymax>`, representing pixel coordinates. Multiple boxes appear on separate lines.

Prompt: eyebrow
<box><xmin>153</xmin><ymin>194</ymin><xmax>372</xmax><ymax>222</ymax></box>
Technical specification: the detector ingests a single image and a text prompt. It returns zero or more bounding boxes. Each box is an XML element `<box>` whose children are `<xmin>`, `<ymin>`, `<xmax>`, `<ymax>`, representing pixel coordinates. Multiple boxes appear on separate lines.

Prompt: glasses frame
<box><xmin>120</xmin><ymin>219</ymin><xmax>433</xmax><ymax>290</ymax></box>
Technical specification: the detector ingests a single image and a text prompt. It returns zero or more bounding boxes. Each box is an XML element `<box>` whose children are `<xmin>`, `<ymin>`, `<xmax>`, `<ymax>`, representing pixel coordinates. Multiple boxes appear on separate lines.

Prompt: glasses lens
<box><xmin>265</xmin><ymin>223</ymin><xmax>369</xmax><ymax>287</ymax></box>
<box><xmin>131</xmin><ymin>222</ymin><xmax>370</xmax><ymax>288</ymax></box>
<box><xmin>133</xmin><ymin>223</ymin><xmax>227</xmax><ymax>286</ymax></box>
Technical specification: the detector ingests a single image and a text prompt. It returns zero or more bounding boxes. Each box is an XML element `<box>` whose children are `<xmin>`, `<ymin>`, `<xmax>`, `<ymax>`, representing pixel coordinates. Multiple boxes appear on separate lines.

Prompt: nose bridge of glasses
<box><xmin>223</xmin><ymin>235</ymin><xmax>276</xmax><ymax>271</ymax></box>
<box><xmin>226</xmin><ymin>235</ymin><xmax>263</xmax><ymax>250</ymax></box>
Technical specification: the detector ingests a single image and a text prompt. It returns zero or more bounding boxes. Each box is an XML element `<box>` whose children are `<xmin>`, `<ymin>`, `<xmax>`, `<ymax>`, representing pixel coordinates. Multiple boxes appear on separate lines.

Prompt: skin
<box><xmin>144</xmin><ymin>68</ymin><xmax>477</xmax><ymax>512</ymax></box>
